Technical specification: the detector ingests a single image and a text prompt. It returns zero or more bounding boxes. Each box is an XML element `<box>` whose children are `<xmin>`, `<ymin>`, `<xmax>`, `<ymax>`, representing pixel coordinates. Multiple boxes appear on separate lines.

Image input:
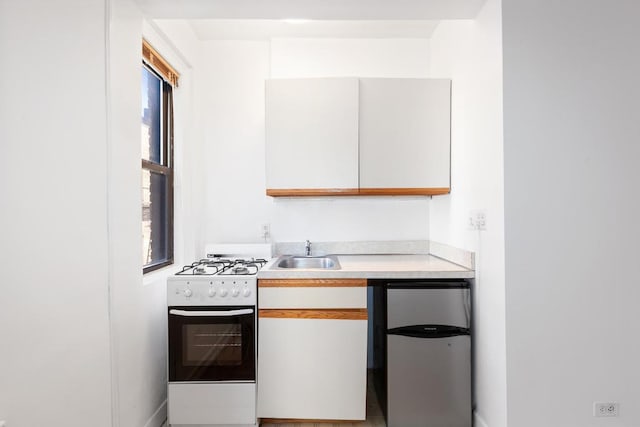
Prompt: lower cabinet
<box><xmin>257</xmin><ymin>309</ymin><xmax>368</xmax><ymax>421</ymax></box>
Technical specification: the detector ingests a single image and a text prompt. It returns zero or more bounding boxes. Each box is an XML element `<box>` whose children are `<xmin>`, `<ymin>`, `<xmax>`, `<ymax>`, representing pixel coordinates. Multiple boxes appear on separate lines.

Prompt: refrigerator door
<box><xmin>387</xmin><ymin>333</ymin><xmax>471</xmax><ymax>427</ymax></box>
<box><xmin>387</xmin><ymin>285</ymin><xmax>470</xmax><ymax>329</ymax></box>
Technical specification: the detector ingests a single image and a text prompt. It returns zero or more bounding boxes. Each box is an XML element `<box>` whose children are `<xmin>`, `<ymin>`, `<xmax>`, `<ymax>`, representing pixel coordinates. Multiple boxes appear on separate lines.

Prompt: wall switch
<box><xmin>594</xmin><ymin>402</ymin><xmax>619</xmax><ymax>417</ymax></box>
<box><xmin>0</xmin><ymin>420</ymin><xmax>6</xmax><ymax>427</ymax></box>
<box><xmin>468</xmin><ymin>210</ymin><xmax>487</xmax><ymax>231</ymax></box>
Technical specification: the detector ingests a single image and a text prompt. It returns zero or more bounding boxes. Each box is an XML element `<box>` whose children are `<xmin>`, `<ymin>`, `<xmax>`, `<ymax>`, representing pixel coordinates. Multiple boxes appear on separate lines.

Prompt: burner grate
<box><xmin>217</xmin><ymin>258</ymin><xmax>268</xmax><ymax>276</ymax></box>
<box><xmin>175</xmin><ymin>257</ymin><xmax>268</xmax><ymax>276</ymax></box>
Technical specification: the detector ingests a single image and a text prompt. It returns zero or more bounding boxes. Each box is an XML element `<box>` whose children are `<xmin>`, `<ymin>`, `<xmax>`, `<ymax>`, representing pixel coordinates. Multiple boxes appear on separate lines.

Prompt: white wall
<box><xmin>270</xmin><ymin>38</ymin><xmax>431</xmax><ymax>78</ymax></box>
<box><xmin>428</xmin><ymin>1</ymin><xmax>505</xmax><ymax>427</ymax></box>
<box><xmin>198</xmin><ymin>37</ymin><xmax>432</xmax><ymax>246</ymax></box>
<box><xmin>108</xmin><ymin>16</ymin><xmax>201</xmax><ymax>427</ymax></box>
<box><xmin>108</xmin><ymin>4</ymin><xmax>185</xmax><ymax>427</ymax></box>
<box><xmin>197</xmin><ymin>40</ymin><xmax>272</xmax><ymax>244</ymax></box>
<box><xmin>502</xmin><ymin>1</ymin><xmax>640</xmax><ymax>426</ymax></box>
<box><xmin>0</xmin><ymin>2</ymin><xmax>201</xmax><ymax>426</ymax></box>
<box><xmin>0</xmin><ymin>1</ymin><xmax>113</xmax><ymax>426</ymax></box>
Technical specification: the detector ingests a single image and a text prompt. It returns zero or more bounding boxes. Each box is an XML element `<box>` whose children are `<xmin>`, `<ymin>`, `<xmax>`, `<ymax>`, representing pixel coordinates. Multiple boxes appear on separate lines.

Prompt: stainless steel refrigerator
<box><xmin>385</xmin><ymin>281</ymin><xmax>471</xmax><ymax>427</ymax></box>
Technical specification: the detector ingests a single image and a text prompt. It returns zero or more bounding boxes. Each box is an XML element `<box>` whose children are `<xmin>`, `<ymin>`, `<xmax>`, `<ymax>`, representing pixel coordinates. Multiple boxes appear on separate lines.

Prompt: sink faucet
<box><xmin>305</xmin><ymin>240</ymin><xmax>311</xmax><ymax>256</ymax></box>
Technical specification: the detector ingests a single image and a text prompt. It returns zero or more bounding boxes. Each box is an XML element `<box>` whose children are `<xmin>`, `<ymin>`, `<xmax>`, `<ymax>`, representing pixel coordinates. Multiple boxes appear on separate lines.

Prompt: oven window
<box><xmin>168</xmin><ymin>306</ymin><xmax>255</xmax><ymax>382</ymax></box>
<box><xmin>184</xmin><ymin>324</ymin><xmax>242</xmax><ymax>366</ymax></box>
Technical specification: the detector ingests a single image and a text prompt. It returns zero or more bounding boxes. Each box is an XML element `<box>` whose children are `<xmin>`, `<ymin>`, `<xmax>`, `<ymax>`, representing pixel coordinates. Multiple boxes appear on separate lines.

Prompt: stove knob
<box><xmin>220</xmin><ymin>288</ymin><xmax>228</xmax><ymax>297</ymax></box>
<box><xmin>184</xmin><ymin>289</ymin><xmax>192</xmax><ymax>298</ymax></box>
<box><xmin>243</xmin><ymin>288</ymin><xmax>251</xmax><ymax>297</ymax></box>
<box><xmin>208</xmin><ymin>288</ymin><xmax>216</xmax><ymax>297</ymax></box>
<box><xmin>232</xmin><ymin>287</ymin><xmax>240</xmax><ymax>297</ymax></box>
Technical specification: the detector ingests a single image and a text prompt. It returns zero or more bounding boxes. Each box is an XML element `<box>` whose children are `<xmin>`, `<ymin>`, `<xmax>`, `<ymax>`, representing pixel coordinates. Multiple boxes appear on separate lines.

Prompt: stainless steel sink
<box><xmin>275</xmin><ymin>255</ymin><xmax>341</xmax><ymax>270</ymax></box>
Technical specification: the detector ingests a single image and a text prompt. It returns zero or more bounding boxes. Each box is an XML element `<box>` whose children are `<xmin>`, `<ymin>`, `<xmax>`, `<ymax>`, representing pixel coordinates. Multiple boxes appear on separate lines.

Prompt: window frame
<box><xmin>142</xmin><ymin>62</ymin><xmax>174</xmax><ymax>274</ymax></box>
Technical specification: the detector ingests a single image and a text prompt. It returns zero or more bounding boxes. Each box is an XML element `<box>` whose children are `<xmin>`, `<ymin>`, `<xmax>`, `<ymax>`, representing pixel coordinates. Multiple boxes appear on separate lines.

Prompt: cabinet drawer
<box><xmin>258</xmin><ymin>279</ymin><xmax>367</xmax><ymax>309</ymax></box>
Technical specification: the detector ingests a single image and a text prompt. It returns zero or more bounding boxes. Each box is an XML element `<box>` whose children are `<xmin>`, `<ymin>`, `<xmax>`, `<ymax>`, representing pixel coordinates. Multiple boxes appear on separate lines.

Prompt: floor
<box><xmin>162</xmin><ymin>374</ymin><xmax>386</xmax><ymax>427</ymax></box>
<box><xmin>260</xmin><ymin>373</ymin><xmax>386</xmax><ymax>427</ymax></box>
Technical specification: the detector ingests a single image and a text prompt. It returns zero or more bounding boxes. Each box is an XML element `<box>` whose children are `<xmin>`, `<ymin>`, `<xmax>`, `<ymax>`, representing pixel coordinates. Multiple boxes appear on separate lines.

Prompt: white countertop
<box><xmin>258</xmin><ymin>254</ymin><xmax>474</xmax><ymax>280</ymax></box>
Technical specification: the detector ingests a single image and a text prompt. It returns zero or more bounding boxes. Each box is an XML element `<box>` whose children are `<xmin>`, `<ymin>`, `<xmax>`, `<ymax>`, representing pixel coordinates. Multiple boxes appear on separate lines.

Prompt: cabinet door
<box><xmin>359</xmin><ymin>78</ymin><xmax>451</xmax><ymax>191</ymax></box>
<box><xmin>257</xmin><ymin>310</ymin><xmax>367</xmax><ymax>421</ymax></box>
<box><xmin>265</xmin><ymin>78</ymin><xmax>359</xmax><ymax>194</ymax></box>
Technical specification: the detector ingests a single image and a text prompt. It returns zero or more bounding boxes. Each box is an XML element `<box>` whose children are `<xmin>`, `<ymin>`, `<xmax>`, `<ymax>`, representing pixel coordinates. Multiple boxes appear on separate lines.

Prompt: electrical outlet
<box><xmin>261</xmin><ymin>223</ymin><xmax>271</xmax><ymax>241</ymax></box>
<box><xmin>594</xmin><ymin>402</ymin><xmax>619</xmax><ymax>417</ymax></box>
<box><xmin>468</xmin><ymin>210</ymin><xmax>487</xmax><ymax>231</ymax></box>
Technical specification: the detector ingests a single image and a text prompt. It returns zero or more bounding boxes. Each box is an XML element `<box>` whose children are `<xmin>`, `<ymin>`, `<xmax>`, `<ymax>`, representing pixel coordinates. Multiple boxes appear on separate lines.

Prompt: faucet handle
<box><xmin>304</xmin><ymin>240</ymin><xmax>311</xmax><ymax>256</ymax></box>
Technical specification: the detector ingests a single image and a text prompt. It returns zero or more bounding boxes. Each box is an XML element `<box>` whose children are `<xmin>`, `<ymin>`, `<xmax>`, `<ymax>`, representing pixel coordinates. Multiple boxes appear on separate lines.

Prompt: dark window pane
<box><xmin>141</xmin><ymin>67</ymin><xmax>162</xmax><ymax>164</ymax></box>
<box><xmin>184</xmin><ymin>324</ymin><xmax>243</xmax><ymax>366</ymax></box>
<box><xmin>142</xmin><ymin>170</ymin><xmax>169</xmax><ymax>266</ymax></box>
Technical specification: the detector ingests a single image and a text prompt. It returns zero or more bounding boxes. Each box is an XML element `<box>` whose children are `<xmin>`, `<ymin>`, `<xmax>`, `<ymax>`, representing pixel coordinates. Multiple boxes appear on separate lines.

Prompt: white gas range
<box><xmin>166</xmin><ymin>244</ymin><xmax>271</xmax><ymax>427</ymax></box>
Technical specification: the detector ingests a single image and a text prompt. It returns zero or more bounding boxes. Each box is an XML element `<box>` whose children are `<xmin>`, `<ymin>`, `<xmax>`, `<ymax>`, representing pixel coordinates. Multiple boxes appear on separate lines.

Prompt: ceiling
<box><xmin>139</xmin><ymin>0</ymin><xmax>486</xmax><ymax>40</ymax></box>
<box><xmin>187</xmin><ymin>19</ymin><xmax>441</xmax><ymax>40</ymax></box>
<box><xmin>135</xmin><ymin>0</ymin><xmax>487</xmax><ymax>20</ymax></box>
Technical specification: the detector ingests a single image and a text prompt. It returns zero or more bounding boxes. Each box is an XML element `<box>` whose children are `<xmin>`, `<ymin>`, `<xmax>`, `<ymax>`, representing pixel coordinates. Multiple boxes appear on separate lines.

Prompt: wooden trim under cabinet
<box><xmin>261</xmin><ymin>419</ymin><xmax>361</xmax><ymax>424</ymax></box>
<box><xmin>266</xmin><ymin>187</ymin><xmax>450</xmax><ymax>197</ymax></box>
<box><xmin>357</xmin><ymin>187</ymin><xmax>450</xmax><ymax>196</ymax></box>
<box><xmin>266</xmin><ymin>188</ymin><xmax>360</xmax><ymax>197</ymax></box>
<box><xmin>259</xmin><ymin>279</ymin><xmax>367</xmax><ymax>288</ymax></box>
<box><xmin>259</xmin><ymin>309</ymin><xmax>368</xmax><ymax>320</ymax></box>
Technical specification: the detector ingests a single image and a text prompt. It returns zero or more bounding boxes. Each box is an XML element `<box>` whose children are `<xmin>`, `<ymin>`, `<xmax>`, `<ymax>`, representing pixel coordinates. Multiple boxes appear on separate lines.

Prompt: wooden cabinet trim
<box><xmin>260</xmin><ymin>419</ymin><xmax>361</xmax><ymax>424</ymax></box>
<box><xmin>358</xmin><ymin>187</ymin><xmax>450</xmax><ymax>196</ymax></box>
<box><xmin>259</xmin><ymin>279</ymin><xmax>367</xmax><ymax>288</ymax></box>
<box><xmin>259</xmin><ymin>309</ymin><xmax>368</xmax><ymax>320</ymax></box>
<box><xmin>267</xmin><ymin>187</ymin><xmax>450</xmax><ymax>197</ymax></box>
<box><xmin>266</xmin><ymin>188</ymin><xmax>360</xmax><ymax>197</ymax></box>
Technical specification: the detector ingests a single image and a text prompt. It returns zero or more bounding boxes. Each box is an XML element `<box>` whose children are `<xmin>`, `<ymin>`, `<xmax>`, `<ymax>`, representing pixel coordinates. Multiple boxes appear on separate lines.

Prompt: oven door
<box><xmin>168</xmin><ymin>306</ymin><xmax>255</xmax><ymax>382</ymax></box>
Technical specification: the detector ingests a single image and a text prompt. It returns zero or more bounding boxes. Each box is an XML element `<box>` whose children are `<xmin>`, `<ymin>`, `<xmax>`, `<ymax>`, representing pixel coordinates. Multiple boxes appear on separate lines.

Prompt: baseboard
<box><xmin>144</xmin><ymin>399</ymin><xmax>167</xmax><ymax>427</ymax></box>
<box><xmin>474</xmin><ymin>410</ymin><xmax>489</xmax><ymax>427</ymax></box>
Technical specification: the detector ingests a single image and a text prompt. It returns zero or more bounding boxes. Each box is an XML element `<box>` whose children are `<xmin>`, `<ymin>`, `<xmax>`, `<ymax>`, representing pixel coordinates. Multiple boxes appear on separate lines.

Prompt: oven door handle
<box><xmin>169</xmin><ymin>308</ymin><xmax>254</xmax><ymax>317</ymax></box>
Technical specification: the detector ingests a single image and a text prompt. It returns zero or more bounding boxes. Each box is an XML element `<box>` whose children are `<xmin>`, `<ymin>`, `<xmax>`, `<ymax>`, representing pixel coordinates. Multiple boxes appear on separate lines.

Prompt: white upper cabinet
<box><xmin>359</xmin><ymin>78</ymin><xmax>451</xmax><ymax>190</ymax></box>
<box><xmin>265</xmin><ymin>78</ymin><xmax>359</xmax><ymax>193</ymax></box>
<box><xmin>264</xmin><ymin>77</ymin><xmax>451</xmax><ymax>196</ymax></box>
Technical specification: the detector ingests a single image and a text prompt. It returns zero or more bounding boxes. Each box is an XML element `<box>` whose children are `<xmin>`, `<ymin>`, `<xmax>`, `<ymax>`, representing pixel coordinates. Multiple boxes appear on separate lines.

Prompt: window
<box><xmin>141</xmin><ymin>40</ymin><xmax>178</xmax><ymax>273</ymax></box>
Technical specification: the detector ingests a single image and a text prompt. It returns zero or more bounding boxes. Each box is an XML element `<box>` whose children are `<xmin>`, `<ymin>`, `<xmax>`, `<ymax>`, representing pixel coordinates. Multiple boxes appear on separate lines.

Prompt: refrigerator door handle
<box><xmin>387</xmin><ymin>324</ymin><xmax>470</xmax><ymax>339</ymax></box>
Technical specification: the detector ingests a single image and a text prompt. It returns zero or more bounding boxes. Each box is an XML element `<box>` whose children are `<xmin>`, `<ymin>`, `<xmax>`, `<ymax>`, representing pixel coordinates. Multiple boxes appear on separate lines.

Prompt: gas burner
<box><xmin>218</xmin><ymin>265</ymin><xmax>258</xmax><ymax>276</ymax></box>
<box><xmin>217</xmin><ymin>259</ymin><xmax>265</xmax><ymax>276</ymax></box>
<box><xmin>232</xmin><ymin>266</ymin><xmax>250</xmax><ymax>275</ymax></box>
<box><xmin>176</xmin><ymin>260</ymin><xmax>225</xmax><ymax>275</ymax></box>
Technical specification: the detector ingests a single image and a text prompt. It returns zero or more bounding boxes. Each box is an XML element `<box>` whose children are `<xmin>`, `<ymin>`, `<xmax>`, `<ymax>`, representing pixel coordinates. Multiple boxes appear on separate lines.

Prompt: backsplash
<box><xmin>274</xmin><ymin>240</ymin><xmax>430</xmax><ymax>257</ymax></box>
